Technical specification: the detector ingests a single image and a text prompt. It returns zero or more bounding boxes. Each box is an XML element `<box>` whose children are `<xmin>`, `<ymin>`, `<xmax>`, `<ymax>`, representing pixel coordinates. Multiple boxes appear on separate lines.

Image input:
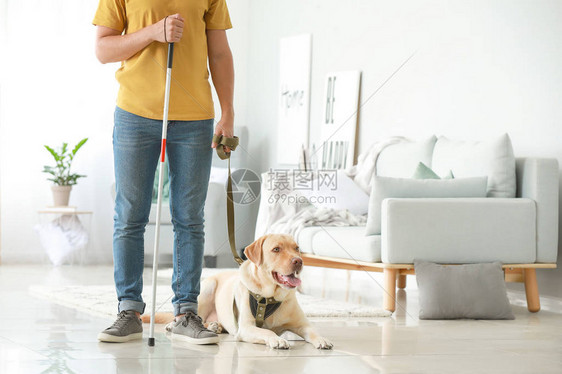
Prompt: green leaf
<box><xmin>72</xmin><ymin>138</ymin><xmax>88</xmax><ymax>155</ymax></box>
<box><xmin>44</xmin><ymin>145</ymin><xmax>60</xmax><ymax>161</ymax></box>
<box><xmin>61</xmin><ymin>143</ymin><xmax>68</xmax><ymax>156</ymax></box>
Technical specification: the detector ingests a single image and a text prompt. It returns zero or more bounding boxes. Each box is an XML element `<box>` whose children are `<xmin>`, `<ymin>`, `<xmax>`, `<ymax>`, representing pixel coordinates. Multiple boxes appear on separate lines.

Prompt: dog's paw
<box><xmin>206</xmin><ymin>321</ymin><xmax>223</xmax><ymax>334</ymax></box>
<box><xmin>311</xmin><ymin>336</ymin><xmax>333</xmax><ymax>350</ymax></box>
<box><xmin>165</xmin><ymin>322</ymin><xmax>174</xmax><ymax>332</ymax></box>
<box><xmin>266</xmin><ymin>336</ymin><xmax>290</xmax><ymax>349</ymax></box>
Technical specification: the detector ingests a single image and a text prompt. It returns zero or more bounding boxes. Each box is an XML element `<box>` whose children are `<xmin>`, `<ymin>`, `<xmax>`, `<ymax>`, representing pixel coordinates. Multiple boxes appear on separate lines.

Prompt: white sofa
<box><xmin>298</xmin><ymin>135</ymin><xmax>559</xmax><ymax>313</ymax></box>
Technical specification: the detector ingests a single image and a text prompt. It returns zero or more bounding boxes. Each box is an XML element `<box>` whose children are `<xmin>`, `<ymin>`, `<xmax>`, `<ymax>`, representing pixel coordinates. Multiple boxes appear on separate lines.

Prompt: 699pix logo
<box><xmin>226</xmin><ymin>168</ymin><xmax>261</xmax><ymax>205</ymax></box>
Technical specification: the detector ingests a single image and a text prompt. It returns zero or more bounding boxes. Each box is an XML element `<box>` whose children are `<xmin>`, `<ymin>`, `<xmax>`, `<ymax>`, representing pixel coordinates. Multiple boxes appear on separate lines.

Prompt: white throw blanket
<box><xmin>268</xmin><ymin>205</ymin><xmax>367</xmax><ymax>239</ymax></box>
<box><xmin>345</xmin><ymin>136</ymin><xmax>406</xmax><ymax>194</ymax></box>
<box><xmin>255</xmin><ymin>137</ymin><xmax>407</xmax><ymax>239</ymax></box>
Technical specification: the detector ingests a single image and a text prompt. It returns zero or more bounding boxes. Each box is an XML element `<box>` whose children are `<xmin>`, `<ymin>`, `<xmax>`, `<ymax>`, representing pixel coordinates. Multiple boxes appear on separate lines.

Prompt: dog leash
<box><xmin>213</xmin><ymin>135</ymin><xmax>283</xmax><ymax>327</ymax></box>
<box><xmin>211</xmin><ymin>134</ymin><xmax>243</xmax><ymax>266</ymax></box>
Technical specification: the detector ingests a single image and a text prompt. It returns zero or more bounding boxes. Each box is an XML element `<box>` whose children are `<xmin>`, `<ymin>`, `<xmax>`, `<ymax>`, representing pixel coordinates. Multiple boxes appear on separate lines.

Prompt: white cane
<box><xmin>148</xmin><ymin>42</ymin><xmax>174</xmax><ymax>347</ymax></box>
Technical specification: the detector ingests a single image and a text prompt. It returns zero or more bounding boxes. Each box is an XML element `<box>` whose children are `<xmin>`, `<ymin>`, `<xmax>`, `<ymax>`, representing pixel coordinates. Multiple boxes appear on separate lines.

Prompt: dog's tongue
<box><xmin>280</xmin><ymin>274</ymin><xmax>301</xmax><ymax>287</ymax></box>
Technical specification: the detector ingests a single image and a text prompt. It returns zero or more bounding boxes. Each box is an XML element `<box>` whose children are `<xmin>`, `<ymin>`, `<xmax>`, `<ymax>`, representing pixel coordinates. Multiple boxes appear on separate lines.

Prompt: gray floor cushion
<box><xmin>415</xmin><ymin>261</ymin><xmax>515</xmax><ymax>320</ymax></box>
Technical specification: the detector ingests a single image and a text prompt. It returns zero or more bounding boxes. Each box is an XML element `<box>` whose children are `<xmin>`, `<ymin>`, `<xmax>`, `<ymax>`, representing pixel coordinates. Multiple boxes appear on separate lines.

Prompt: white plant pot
<box><xmin>51</xmin><ymin>185</ymin><xmax>72</xmax><ymax>206</ymax></box>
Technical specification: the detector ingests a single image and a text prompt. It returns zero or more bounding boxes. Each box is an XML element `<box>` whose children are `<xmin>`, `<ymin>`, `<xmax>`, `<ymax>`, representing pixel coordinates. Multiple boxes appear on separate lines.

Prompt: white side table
<box><xmin>37</xmin><ymin>207</ymin><xmax>93</xmax><ymax>266</ymax></box>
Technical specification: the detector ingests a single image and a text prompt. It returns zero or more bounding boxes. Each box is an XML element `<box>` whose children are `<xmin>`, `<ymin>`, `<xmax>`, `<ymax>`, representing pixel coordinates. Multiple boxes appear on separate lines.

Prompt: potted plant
<box><xmin>43</xmin><ymin>138</ymin><xmax>88</xmax><ymax>206</ymax></box>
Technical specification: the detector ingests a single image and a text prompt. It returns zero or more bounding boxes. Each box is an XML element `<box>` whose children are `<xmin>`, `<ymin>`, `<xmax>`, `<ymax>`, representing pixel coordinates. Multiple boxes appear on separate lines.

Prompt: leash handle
<box><xmin>212</xmin><ymin>134</ymin><xmax>239</xmax><ymax>160</ymax></box>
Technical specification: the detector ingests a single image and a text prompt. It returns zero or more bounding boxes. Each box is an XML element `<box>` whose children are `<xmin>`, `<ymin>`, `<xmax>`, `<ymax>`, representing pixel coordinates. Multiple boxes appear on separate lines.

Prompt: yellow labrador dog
<box><xmin>145</xmin><ymin>234</ymin><xmax>333</xmax><ymax>349</ymax></box>
<box><xmin>198</xmin><ymin>234</ymin><xmax>333</xmax><ymax>349</ymax></box>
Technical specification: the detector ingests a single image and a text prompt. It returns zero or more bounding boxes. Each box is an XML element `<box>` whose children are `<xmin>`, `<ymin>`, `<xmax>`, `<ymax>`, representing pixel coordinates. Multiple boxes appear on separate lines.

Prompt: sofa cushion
<box><xmin>412</xmin><ymin>162</ymin><xmax>454</xmax><ymax>179</ymax></box>
<box><xmin>296</xmin><ymin>170</ymin><xmax>370</xmax><ymax>215</ymax></box>
<box><xmin>376</xmin><ymin>136</ymin><xmax>437</xmax><ymax>178</ymax></box>
<box><xmin>431</xmin><ymin>133</ymin><xmax>516</xmax><ymax>197</ymax></box>
<box><xmin>415</xmin><ymin>261</ymin><xmax>515</xmax><ymax>320</ymax></box>
<box><xmin>381</xmin><ymin>198</ymin><xmax>537</xmax><ymax>263</ymax></box>
<box><xmin>366</xmin><ymin>176</ymin><xmax>488</xmax><ymax>235</ymax></box>
<box><xmin>296</xmin><ymin>226</ymin><xmax>381</xmax><ymax>263</ymax></box>
<box><xmin>412</xmin><ymin>162</ymin><xmax>440</xmax><ymax>179</ymax></box>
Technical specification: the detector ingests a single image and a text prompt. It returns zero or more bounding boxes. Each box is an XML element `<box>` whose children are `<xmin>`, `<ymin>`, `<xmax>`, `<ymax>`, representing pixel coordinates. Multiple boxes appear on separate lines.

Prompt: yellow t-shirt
<box><xmin>93</xmin><ymin>0</ymin><xmax>232</xmax><ymax>120</ymax></box>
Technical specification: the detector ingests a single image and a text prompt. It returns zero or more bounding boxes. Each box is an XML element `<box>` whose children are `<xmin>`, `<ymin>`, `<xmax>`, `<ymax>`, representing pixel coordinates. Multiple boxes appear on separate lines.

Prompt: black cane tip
<box><xmin>148</xmin><ymin>337</ymin><xmax>155</xmax><ymax>346</ymax></box>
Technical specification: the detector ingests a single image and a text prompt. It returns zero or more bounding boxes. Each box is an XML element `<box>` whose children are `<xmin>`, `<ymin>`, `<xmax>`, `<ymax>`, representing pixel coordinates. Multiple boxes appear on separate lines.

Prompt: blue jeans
<box><xmin>112</xmin><ymin>106</ymin><xmax>213</xmax><ymax>316</ymax></box>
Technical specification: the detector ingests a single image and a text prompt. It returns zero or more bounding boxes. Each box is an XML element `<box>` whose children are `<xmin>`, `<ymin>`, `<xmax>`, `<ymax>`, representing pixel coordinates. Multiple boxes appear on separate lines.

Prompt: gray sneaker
<box><xmin>98</xmin><ymin>310</ymin><xmax>143</xmax><ymax>343</ymax></box>
<box><xmin>171</xmin><ymin>311</ymin><xmax>219</xmax><ymax>345</ymax></box>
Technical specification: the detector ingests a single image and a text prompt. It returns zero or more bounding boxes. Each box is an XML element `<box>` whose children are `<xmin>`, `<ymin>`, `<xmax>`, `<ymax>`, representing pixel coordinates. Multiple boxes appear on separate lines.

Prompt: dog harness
<box><xmin>248</xmin><ymin>291</ymin><xmax>282</xmax><ymax>328</ymax></box>
<box><xmin>213</xmin><ymin>133</ymin><xmax>283</xmax><ymax>327</ymax></box>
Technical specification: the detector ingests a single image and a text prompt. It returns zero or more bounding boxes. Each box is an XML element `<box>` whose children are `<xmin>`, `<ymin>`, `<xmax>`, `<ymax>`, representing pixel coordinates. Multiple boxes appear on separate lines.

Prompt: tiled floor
<box><xmin>0</xmin><ymin>264</ymin><xmax>561</xmax><ymax>374</ymax></box>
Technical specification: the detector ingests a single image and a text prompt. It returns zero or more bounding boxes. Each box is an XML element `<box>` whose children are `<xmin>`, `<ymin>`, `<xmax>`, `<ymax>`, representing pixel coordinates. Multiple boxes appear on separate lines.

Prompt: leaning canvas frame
<box><xmin>277</xmin><ymin>34</ymin><xmax>312</xmax><ymax>165</ymax></box>
<box><xmin>317</xmin><ymin>70</ymin><xmax>361</xmax><ymax>171</ymax></box>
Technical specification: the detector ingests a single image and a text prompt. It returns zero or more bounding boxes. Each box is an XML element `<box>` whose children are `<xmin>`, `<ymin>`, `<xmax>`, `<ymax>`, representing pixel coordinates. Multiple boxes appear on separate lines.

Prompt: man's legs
<box><xmin>112</xmin><ymin>107</ymin><xmax>162</xmax><ymax>315</ymax></box>
<box><xmin>166</xmin><ymin>118</ymin><xmax>214</xmax><ymax>316</ymax></box>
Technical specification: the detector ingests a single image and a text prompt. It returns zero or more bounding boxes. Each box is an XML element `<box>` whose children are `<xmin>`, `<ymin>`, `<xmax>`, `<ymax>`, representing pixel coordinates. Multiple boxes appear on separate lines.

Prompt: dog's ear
<box><xmin>244</xmin><ymin>235</ymin><xmax>267</xmax><ymax>266</ymax></box>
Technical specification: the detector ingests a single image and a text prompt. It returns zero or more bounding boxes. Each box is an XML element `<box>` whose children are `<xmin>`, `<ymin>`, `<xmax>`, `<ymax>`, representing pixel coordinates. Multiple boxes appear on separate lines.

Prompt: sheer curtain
<box><xmin>0</xmin><ymin>0</ymin><xmax>118</xmax><ymax>263</ymax></box>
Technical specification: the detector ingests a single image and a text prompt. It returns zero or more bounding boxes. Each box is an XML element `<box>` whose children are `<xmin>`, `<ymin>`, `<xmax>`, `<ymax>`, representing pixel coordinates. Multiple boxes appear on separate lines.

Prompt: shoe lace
<box><xmin>181</xmin><ymin>311</ymin><xmax>205</xmax><ymax>330</ymax></box>
<box><xmin>111</xmin><ymin>311</ymin><xmax>132</xmax><ymax>330</ymax></box>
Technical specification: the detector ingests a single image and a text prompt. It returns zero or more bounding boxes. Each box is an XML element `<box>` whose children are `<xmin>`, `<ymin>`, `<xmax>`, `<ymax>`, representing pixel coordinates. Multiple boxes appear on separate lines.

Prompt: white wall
<box><xmin>243</xmin><ymin>0</ymin><xmax>562</xmax><ymax>169</ymax></box>
<box><xmin>0</xmin><ymin>0</ymin><xmax>116</xmax><ymax>264</ymax></box>
<box><xmin>0</xmin><ymin>0</ymin><xmax>249</xmax><ymax>264</ymax></box>
<box><xmin>241</xmin><ymin>0</ymin><xmax>562</xmax><ymax>297</ymax></box>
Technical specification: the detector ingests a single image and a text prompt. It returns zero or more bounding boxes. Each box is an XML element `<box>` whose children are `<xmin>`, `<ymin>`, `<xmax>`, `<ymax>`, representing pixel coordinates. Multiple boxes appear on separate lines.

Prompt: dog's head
<box><xmin>244</xmin><ymin>234</ymin><xmax>303</xmax><ymax>289</ymax></box>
